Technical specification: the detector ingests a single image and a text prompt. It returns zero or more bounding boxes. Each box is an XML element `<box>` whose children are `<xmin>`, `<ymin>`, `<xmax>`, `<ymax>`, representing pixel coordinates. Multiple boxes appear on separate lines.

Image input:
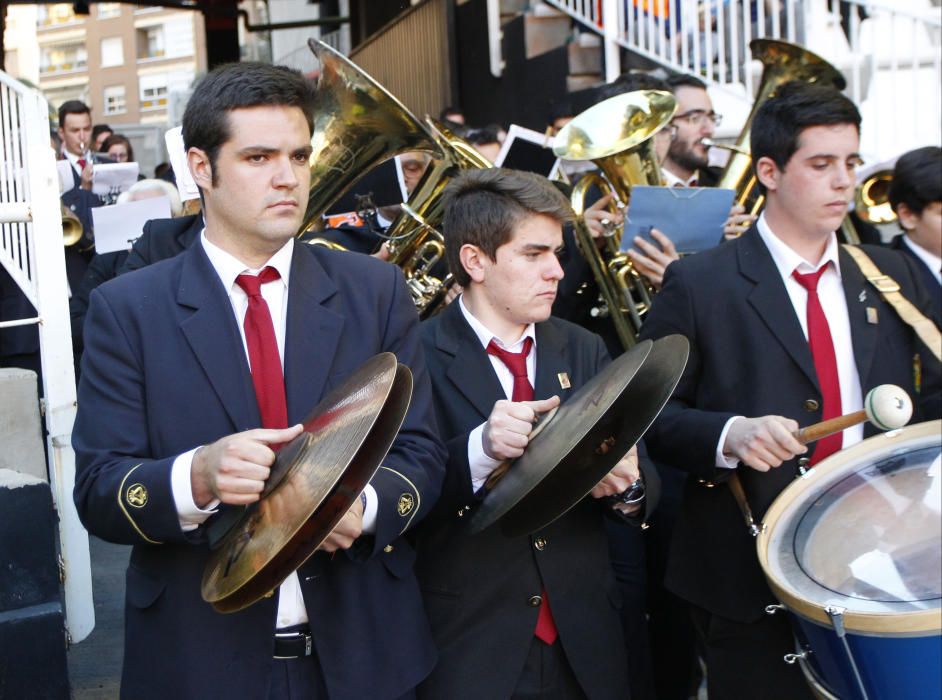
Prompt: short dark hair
<box><xmin>442</xmin><ymin>168</ymin><xmax>573</xmax><ymax>287</ymax></box>
<box><xmin>666</xmin><ymin>74</ymin><xmax>708</xmax><ymax>92</ymax></box>
<box><xmin>182</xmin><ymin>62</ymin><xmax>317</xmax><ymax>186</ymax></box>
<box><xmin>751</xmin><ymin>81</ymin><xmax>861</xmax><ymax>193</ymax></box>
<box><xmin>58</xmin><ymin>100</ymin><xmax>90</xmax><ymax>128</ymax></box>
<box><xmin>596</xmin><ymin>72</ymin><xmax>669</xmax><ymax>102</ymax></box>
<box><xmin>92</xmin><ymin>123</ymin><xmax>112</xmax><ymax>140</ymax></box>
<box><xmin>101</xmin><ymin>133</ymin><xmax>134</xmax><ymax>161</ymax></box>
<box><xmin>889</xmin><ymin>146</ymin><xmax>942</xmax><ymax>216</ymax></box>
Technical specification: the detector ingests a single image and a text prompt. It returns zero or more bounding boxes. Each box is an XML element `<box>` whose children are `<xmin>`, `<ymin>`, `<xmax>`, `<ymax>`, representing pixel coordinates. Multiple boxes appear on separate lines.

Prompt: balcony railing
<box><xmin>542</xmin><ymin>0</ymin><xmax>941</xmax><ymax>161</ymax></box>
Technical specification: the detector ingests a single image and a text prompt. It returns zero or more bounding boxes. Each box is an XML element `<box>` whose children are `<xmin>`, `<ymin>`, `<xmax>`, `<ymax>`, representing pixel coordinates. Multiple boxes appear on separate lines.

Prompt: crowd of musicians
<box><xmin>1</xmin><ymin>48</ymin><xmax>939</xmax><ymax>700</ymax></box>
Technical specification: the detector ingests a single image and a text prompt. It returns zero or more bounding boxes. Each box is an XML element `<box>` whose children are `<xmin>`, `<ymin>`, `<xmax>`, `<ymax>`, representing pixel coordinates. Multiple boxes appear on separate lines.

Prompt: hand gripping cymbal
<box><xmin>469</xmin><ymin>334</ymin><xmax>689</xmax><ymax>537</ymax></box>
<box><xmin>202</xmin><ymin>353</ymin><xmax>412</xmax><ymax>613</ymax></box>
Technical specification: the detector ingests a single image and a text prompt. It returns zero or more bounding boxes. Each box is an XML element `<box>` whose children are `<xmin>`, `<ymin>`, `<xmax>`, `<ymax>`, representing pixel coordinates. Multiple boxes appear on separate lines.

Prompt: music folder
<box><xmin>620</xmin><ymin>185</ymin><xmax>735</xmax><ymax>255</ymax></box>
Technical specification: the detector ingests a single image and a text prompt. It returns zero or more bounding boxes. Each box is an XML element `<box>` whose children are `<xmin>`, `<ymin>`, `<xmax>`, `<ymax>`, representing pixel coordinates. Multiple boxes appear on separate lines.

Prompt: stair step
<box><xmin>568</xmin><ymin>40</ymin><xmax>601</xmax><ymax>75</ymax></box>
<box><xmin>525</xmin><ymin>12</ymin><xmax>571</xmax><ymax>59</ymax></box>
<box><xmin>531</xmin><ymin>1</ymin><xmax>567</xmax><ymax>17</ymax></box>
<box><xmin>567</xmin><ymin>74</ymin><xmax>601</xmax><ymax>93</ymax></box>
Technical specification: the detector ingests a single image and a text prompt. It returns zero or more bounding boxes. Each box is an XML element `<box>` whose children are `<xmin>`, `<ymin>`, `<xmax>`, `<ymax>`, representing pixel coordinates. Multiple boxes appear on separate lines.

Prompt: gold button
<box><xmin>383</xmin><ymin>545</ymin><xmax>394</xmax><ymax>553</ymax></box>
<box><xmin>527</xmin><ymin>595</ymin><xmax>542</xmax><ymax>607</ymax></box>
<box><xmin>533</xmin><ymin>537</ymin><xmax>547</xmax><ymax>551</ymax></box>
<box><xmin>803</xmin><ymin>399</ymin><xmax>820</xmax><ymax>412</ymax></box>
<box><xmin>264</xmin><ymin>590</ymin><xmax>274</xmax><ymax>599</ymax></box>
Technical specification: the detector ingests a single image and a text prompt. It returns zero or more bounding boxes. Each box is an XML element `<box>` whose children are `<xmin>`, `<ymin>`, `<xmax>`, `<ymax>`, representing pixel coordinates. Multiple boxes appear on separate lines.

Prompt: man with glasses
<box><xmin>626</xmin><ymin>74</ymin><xmax>755</xmax><ymax>289</ymax></box>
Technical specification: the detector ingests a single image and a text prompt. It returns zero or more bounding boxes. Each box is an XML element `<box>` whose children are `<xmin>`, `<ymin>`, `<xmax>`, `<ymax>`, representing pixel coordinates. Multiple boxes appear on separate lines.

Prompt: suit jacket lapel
<box><xmin>437</xmin><ymin>303</ymin><xmax>506</xmax><ymax>420</ymax></box>
<box><xmin>533</xmin><ymin>322</ymin><xmax>574</xmax><ymax>402</ymax></box>
<box><xmin>739</xmin><ymin>227</ymin><xmax>819</xmax><ymax>388</ymax></box>
<box><xmin>839</xmin><ymin>246</ymin><xmax>878</xmax><ymax>383</ymax></box>
<box><xmin>177</xmin><ymin>243</ymin><xmax>260</xmax><ymax>431</ymax></box>
<box><xmin>283</xmin><ymin>242</ymin><xmax>344</xmax><ymax>424</ymax></box>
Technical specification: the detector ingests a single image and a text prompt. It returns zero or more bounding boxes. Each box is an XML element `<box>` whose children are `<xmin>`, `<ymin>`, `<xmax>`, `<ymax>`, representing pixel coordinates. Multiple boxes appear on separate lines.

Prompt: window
<box><xmin>39</xmin><ymin>43</ymin><xmax>87</xmax><ymax>74</ymax></box>
<box><xmin>100</xmin><ymin>37</ymin><xmax>124</xmax><ymax>67</ymax></box>
<box><xmin>97</xmin><ymin>3</ymin><xmax>121</xmax><ymax>19</ymax></box>
<box><xmin>140</xmin><ymin>76</ymin><xmax>168</xmax><ymax>110</ymax></box>
<box><xmin>103</xmin><ymin>86</ymin><xmax>126</xmax><ymax>115</ymax></box>
<box><xmin>37</xmin><ymin>4</ymin><xmax>77</xmax><ymax>27</ymax></box>
<box><xmin>136</xmin><ymin>25</ymin><xmax>165</xmax><ymax>59</ymax></box>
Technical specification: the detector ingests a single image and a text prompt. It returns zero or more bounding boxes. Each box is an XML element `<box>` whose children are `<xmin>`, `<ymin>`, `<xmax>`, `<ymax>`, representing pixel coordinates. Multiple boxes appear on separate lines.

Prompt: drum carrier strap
<box><xmin>842</xmin><ymin>245</ymin><xmax>942</xmax><ymax>361</ymax></box>
<box><xmin>726</xmin><ymin>247</ymin><xmax>942</xmax><ymax>538</ymax></box>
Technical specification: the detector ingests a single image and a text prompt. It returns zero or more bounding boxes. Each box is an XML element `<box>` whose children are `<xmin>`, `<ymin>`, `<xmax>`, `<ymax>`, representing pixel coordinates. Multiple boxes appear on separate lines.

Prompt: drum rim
<box><xmin>757</xmin><ymin>420</ymin><xmax>942</xmax><ymax>636</ymax></box>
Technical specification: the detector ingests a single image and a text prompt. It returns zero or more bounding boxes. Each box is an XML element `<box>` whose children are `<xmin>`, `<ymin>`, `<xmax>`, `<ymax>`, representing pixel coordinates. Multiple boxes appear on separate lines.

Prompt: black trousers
<box><xmin>690</xmin><ymin>604</ymin><xmax>814</xmax><ymax>700</ymax></box>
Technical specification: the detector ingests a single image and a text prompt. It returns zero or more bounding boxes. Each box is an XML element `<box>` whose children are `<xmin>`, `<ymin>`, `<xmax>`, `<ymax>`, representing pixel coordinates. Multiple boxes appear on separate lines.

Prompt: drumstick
<box><xmin>794</xmin><ymin>384</ymin><xmax>912</xmax><ymax>444</ymax></box>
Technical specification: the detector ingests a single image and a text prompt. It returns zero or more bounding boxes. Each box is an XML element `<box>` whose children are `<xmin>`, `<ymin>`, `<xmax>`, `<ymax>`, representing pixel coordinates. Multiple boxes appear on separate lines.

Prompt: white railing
<box><xmin>542</xmin><ymin>0</ymin><xmax>942</xmax><ymax>162</ymax></box>
<box><xmin>0</xmin><ymin>72</ymin><xmax>93</xmax><ymax>643</ymax></box>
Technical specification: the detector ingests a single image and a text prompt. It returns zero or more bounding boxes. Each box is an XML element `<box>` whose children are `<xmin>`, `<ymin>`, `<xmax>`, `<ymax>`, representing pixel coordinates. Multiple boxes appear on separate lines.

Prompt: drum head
<box><xmin>759</xmin><ymin>420</ymin><xmax>942</xmax><ymax>635</ymax></box>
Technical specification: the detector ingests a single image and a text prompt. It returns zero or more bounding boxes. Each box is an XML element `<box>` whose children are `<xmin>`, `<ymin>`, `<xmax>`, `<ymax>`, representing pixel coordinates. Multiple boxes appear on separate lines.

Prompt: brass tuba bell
<box><xmin>553</xmin><ymin>89</ymin><xmax>677</xmax><ymax>349</ymax></box>
<box><xmin>714</xmin><ymin>39</ymin><xmax>846</xmax><ymax>215</ymax></box>
<box><xmin>855</xmin><ymin>169</ymin><xmax>897</xmax><ymax>225</ymax></box>
<box><xmin>299</xmin><ymin>40</ymin><xmax>443</xmax><ymax>235</ymax></box>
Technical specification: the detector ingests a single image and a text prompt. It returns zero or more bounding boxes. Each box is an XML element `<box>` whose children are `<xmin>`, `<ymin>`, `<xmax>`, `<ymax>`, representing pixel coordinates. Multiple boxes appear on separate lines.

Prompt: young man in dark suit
<box><xmin>640</xmin><ymin>81</ymin><xmax>940</xmax><ymax>700</ymax></box>
<box><xmin>71</xmin><ymin>62</ymin><xmax>445</xmax><ymax>700</ymax></box>
<box><xmin>416</xmin><ymin>168</ymin><xmax>650</xmax><ymax>700</ymax></box>
<box><xmin>888</xmin><ymin>145</ymin><xmax>941</xmax><ymax>319</ymax></box>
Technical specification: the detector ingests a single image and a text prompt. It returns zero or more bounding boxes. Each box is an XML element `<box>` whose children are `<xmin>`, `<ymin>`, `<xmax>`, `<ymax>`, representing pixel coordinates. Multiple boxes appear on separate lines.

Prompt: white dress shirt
<box><xmin>661</xmin><ymin>167</ymin><xmax>700</xmax><ymax>188</ymax></box>
<box><xmin>169</xmin><ymin>232</ymin><xmax>377</xmax><ymax>629</ymax></box>
<box><xmin>902</xmin><ymin>235</ymin><xmax>942</xmax><ymax>285</ymax></box>
<box><xmin>715</xmin><ymin>214</ymin><xmax>864</xmax><ymax>468</ymax></box>
<box><xmin>458</xmin><ymin>295</ymin><xmax>538</xmax><ymax>491</ymax></box>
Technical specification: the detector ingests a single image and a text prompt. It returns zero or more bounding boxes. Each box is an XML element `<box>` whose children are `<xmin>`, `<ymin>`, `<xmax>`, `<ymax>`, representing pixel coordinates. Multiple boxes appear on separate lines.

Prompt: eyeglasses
<box><xmin>672</xmin><ymin>110</ymin><xmax>722</xmax><ymax>127</ymax></box>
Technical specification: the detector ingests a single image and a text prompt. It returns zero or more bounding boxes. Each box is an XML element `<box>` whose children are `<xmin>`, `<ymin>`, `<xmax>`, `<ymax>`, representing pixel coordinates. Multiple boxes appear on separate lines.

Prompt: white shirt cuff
<box><xmin>171</xmin><ymin>447</ymin><xmax>219</xmax><ymax>531</ymax></box>
<box><xmin>468</xmin><ymin>423</ymin><xmax>504</xmax><ymax>492</ymax></box>
<box><xmin>715</xmin><ymin>416</ymin><xmax>744</xmax><ymax>469</ymax></box>
<box><xmin>361</xmin><ymin>484</ymin><xmax>378</xmax><ymax>534</ymax></box>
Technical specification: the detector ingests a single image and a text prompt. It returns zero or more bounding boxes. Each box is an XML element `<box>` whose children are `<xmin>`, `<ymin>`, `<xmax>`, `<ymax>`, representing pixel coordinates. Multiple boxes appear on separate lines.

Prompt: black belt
<box><xmin>273</xmin><ymin>628</ymin><xmax>313</xmax><ymax>659</ymax></box>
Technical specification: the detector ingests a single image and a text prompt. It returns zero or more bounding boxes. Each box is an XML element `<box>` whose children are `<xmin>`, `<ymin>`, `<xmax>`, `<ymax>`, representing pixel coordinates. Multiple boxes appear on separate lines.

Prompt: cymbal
<box><xmin>201</xmin><ymin>352</ymin><xmax>413</xmax><ymax>613</ymax></box>
<box><xmin>469</xmin><ymin>334</ymin><xmax>689</xmax><ymax>537</ymax></box>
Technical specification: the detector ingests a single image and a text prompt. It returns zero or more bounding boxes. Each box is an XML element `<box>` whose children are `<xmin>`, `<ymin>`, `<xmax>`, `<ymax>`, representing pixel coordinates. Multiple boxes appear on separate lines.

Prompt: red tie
<box><xmin>235</xmin><ymin>267</ymin><xmax>288</xmax><ymax>430</ymax></box>
<box><xmin>792</xmin><ymin>264</ymin><xmax>842</xmax><ymax>464</ymax></box>
<box><xmin>486</xmin><ymin>337</ymin><xmax>558</xmax><ymax>645</ymax></box>
<box><xmin>77</xmin><ymin>158</ymin><xmax>87</xmax><ymax>171</ymax></box>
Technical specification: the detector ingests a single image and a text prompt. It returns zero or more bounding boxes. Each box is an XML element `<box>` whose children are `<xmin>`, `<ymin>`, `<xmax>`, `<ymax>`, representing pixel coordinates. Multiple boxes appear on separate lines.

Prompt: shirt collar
<box><xmin>458</xmin><ymin>294</ymin><xmax>537</xmax><ymax>352</ymax></box>
<box><xmin>63</xmin><ymin>149</ymin><xmax>87</xmax><ymax>169</ymax></box>
<box><xmin>200</xmin><ymin>230</ymin><xmax>294</xmax><ymax>293</ymax></box>
<box><xmin>661</xmin><ymin>166</ymin><xmax>699</xmax><ymax>188</ymax></box>
<box><xmin>902</xmin><ymin>235</ymin><xmax>942</xmax><ymax>284</ymax></box>
<box><xmin>757</xmin><ymin>213</ymin><xmax>842</xmax><ymax>280</ymax></box>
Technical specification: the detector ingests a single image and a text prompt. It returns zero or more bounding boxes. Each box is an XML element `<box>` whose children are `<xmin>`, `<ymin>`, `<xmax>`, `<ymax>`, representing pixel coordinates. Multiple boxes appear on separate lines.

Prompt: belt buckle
<box><xmin>870</xmin><ymin>275</ymin><xmax>900</xmax><ymax>294</ymax></box>
<box><xmin>274</xmin><ymin>630</ymin><xmax>312</xmax><ymax>660</ymax></box>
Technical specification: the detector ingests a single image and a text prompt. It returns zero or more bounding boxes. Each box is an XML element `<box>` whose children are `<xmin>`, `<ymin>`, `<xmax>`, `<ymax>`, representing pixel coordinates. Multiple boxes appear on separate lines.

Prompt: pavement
<box><xmin>67</xmin><ymin>536</ymin><xmax>128</xmax><ymax>699</ymax></box>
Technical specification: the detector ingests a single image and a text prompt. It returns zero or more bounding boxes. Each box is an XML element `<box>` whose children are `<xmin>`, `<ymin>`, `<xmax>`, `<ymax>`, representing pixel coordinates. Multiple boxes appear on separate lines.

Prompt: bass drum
<box><xmin>758</xmin><ymin>420</ymin><xmax>941</xmax><ymax>700</ymax></box>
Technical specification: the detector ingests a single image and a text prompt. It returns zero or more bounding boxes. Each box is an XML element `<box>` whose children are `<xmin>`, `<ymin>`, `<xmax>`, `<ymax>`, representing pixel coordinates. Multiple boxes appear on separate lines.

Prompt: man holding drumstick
<box><xmin>640</xmin><ymin>81</ymin><xmax>940</xmax><ymax>700</ymax></box>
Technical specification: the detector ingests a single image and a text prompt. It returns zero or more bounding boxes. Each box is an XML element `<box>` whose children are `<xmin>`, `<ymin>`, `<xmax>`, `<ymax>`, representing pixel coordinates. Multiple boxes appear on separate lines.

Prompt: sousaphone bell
<box><xmin>470</xmin><ymin>334</ymin><xmax>689</xmax><ymax>537</ymax></box>
<box><xmin>202</xmin><ymin>353</ymin><xmax>413</xmax><ymax>613</ymax></box>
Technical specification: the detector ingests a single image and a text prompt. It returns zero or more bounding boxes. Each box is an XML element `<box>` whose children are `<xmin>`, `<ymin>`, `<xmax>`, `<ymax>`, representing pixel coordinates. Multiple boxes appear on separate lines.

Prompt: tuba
<box><xmin>714</xmin><ymin>39</ymin><xmax>846</xmax><ymax>215</ymax></box>
<box><xmin>382</xmin><ymin>119</ymin><xmax>492</xmax><ymax>318</ymax></box>
<box><xmin>299</xmin><ymin>40</ymin><xmax>443</xmax><ymax>235</ymax></box>
<box><xmin>553</xmin><ymin>90</ymin><xmax>677</xmax><ymax>349</ymax></box>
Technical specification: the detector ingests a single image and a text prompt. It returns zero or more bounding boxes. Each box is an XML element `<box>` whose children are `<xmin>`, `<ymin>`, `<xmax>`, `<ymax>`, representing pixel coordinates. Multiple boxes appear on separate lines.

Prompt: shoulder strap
<box><xmin>842</xmin><ymin>244</ymin><xmax>941</xmax><ymax>361</ymax></box>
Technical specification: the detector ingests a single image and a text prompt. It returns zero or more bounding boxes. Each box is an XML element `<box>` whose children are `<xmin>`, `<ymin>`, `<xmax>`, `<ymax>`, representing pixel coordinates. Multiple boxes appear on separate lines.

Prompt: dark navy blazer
<box><xmin>72</xmin><ymin>239</ymin><xmax>446</xmax><ymax>699</ymax></box>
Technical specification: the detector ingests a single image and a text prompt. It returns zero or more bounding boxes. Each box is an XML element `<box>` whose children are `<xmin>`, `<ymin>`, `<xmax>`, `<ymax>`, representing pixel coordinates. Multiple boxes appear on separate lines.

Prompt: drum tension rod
<box><xmin>826</xmin><ymin>606</ymin><xmax>871</xmax><ymax>700</ymax></box>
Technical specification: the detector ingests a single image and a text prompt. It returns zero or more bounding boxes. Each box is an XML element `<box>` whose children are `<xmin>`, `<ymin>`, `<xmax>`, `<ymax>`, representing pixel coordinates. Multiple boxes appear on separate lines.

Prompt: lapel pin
<box><xmin>557</xmin><ymin>372</ymin><xmax>571</xmax><ymax>389</ymax></box>
<box><xmin>859</xmin><ymin>290</ymin><xmax>868</xmax><ymax>302</ymax></box>
<box><xmin>866</xmin><ymin>307</ymin><xmax>878</xmax><ymax>324</ymax></box>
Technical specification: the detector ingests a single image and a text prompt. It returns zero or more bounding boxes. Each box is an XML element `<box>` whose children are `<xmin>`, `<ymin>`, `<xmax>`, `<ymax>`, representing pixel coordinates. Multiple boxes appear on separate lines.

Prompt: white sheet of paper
<box><xmin>165</xmin><ymin>126</ymin><xmax>200</xmax><ymax>201</ymax></box>
<box><xmin>57</xmin><ymin>159</ymin><xmax>75</xmax><ymax>195</ymax></box>
<box><xmin>92</xmin><ymin>163</ymin><xmax>139</xmax><ymax>198</ymax></box>
<box><xmin>91</xmin><ymin>196</ymin><xmax>172</xmax><ymax>255</ymax></box>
